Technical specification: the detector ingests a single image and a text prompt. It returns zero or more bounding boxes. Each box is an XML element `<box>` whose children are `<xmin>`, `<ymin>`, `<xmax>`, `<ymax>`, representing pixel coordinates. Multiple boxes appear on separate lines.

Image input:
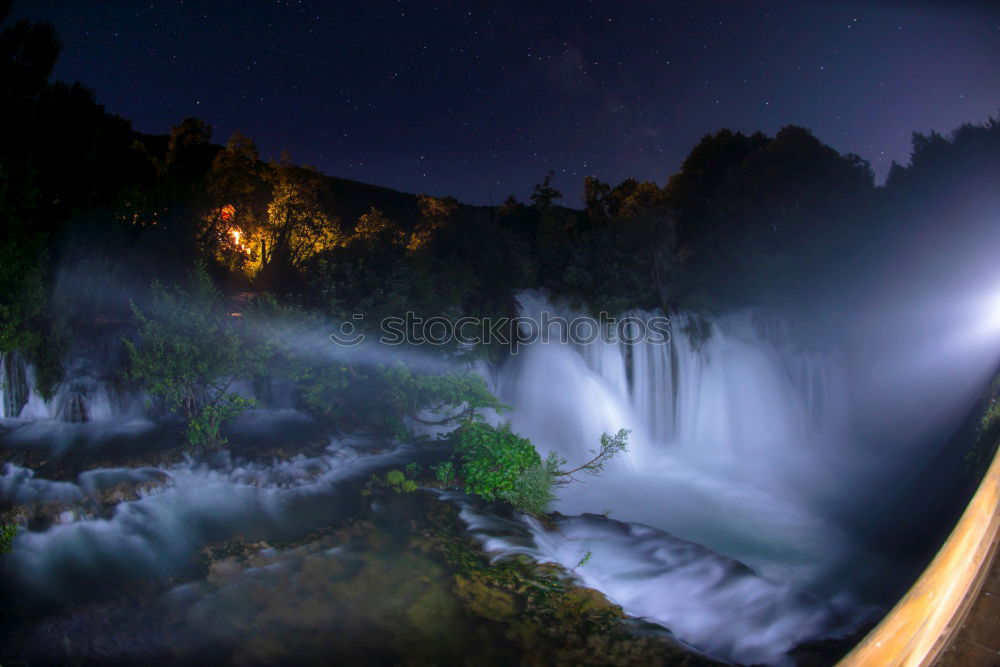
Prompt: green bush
<box><xmin>385</xmin><ymin>469</ymin><xmax>406</xmax><ymax>488</ymax></box>
<box><xmin>373</xmin><ymin>468</ymin><xmax>419</xmax><ymax>494</ymax></box>
<box><xmin>0</xmin><ymin>524</ymin><xmax>19</xmax><ymax>554</ymax></box>
<box><xmin>450</xmin><ymin>423</ymin><xmax>629</xmax><ymax>516</ymax></box>
<box><xmin>186</xmin><ymin>394</ymin><xmax>256</xmax><ymax>453</ymax></box>
<box><xmin>498</xmin><ymin>463</ymin><xmax>556</xmax><ymax>516</ymax></box>
<box><xmin>378</xmin><ymin>362</ymin><xmax>509</xmax><ymax>435</ymax></box>
<box><xmin>453</xmin><ymin>421</ymin><xmax>542</xmax><ymax>503</ymax></box>
<box><xmin>125</xmin><ymin>263</ymin><xmax>267</xmax><ymax>452</ymax></box>
<box><xmin>433</xmin><ymin>461</ymin><xmax>455</xmax><ymax>485</ymax></box>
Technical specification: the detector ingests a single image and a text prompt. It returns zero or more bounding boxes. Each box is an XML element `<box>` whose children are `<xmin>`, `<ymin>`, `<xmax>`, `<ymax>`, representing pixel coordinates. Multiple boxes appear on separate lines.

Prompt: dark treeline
<box><xmin>2</xmin><ymin>4</ymin><xmax>1000</xmax><ymax>382</ymax></box>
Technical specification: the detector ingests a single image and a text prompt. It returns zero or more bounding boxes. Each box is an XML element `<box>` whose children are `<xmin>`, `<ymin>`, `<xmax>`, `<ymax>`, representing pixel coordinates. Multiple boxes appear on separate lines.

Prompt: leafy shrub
<box><xmin>374</xmin><ymin>468</ymin><xmax>418</xmax><ymax>493</ymax></box>
<box><xmin>378</xmin><ymin>362</ymin><xmax>509</xmax><ymax>433</ymax></box>
<box><xmin>451</xmin><ymin>423</ymin><xmax>629</xmax><ymax>515</ymax></box>
<box><xmin>186</xmin><ymin>394</ymin><xmax>256</xmax><ymax>453</ymax></box>
<box><xmin>498</xmin><ymin>463</ymin><xmax>556</xmax><ymax>516</ymax></box>
<box><xmin>453</xmin><ymin>421</ymin><xmax>541</xmax><ymax>502</ymax></box>
<box><xmin>0</xmin><ymin>524</ymin><xmax>19</xmax><ymax>554</ymax></box>
<box><xmin>433</xmin><ymin>461</ymin><xmax>455</xmax><ymax>484</ymax></box>
<box><xmin>125</xmin><ymin>263</ymin><xmax>267</xmax><ymax>452</ymax></box>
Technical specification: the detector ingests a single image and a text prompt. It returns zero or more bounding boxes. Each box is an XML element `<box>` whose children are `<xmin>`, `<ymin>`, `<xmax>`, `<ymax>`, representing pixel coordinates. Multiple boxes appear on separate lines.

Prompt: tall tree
<box><xmin>257</xmin><ymin>154</ymin><xmax>340</xmax><ymax>279</ymax></box>
<box><xmin>202</xmin><ymin>130</ymin><xmax>268</xmax><ymax>269</ymax></box>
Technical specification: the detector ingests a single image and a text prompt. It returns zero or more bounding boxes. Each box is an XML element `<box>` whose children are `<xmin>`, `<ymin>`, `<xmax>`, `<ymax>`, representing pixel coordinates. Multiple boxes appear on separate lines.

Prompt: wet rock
<box><xmin>0</xmin><ymin>466</ymin><xmax>173</xmax><ymax>530</ymax></box>
<box><xmin>91</xmin><ymin>470</ymin><xmax>172</xmax><ymax>505</ymax></box>
<box><xmin>0</xmin><ymin>500</ymin><xmax>96</xmax><ymax>529</ymax></box>
<box><xmin>7</xmin><ymin>489</ymin><xmax>722</xmax><ymax>666</ymax></box>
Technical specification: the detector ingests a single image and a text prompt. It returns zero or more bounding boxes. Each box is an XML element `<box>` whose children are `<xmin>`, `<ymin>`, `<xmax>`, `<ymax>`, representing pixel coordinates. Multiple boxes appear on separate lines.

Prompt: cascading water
<box><xmin>0</xmin><ymin>351</ymin><xmax>32</xmax><ymax>419</ymax></box>
<box><xmin>0</xmin><ymin>330</ymin><xmax>144</xmax><ymax>423</ymax></box>
<box><xmin>483</xmin><ymin>292</ymin><xmax>870</xmax><ymax>662</ymax></box>
<box><xmin>0</xmin><ymin>297</ymin><xmax>883</xmax><ymax>665</ymax></box>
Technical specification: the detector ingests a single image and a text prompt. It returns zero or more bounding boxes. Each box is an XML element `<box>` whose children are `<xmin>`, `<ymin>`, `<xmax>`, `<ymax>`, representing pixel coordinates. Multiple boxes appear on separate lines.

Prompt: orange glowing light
<box><xmin>227</xmin><ymin>226</ymin><xmax>252</xmax><ymax>256</ymax></box>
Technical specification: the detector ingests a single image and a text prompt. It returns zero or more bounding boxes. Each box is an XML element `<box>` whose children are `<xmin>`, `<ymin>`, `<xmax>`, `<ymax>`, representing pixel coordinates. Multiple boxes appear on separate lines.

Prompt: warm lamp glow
<box><xmin>228</xmin><ymin>227</ymin><xmax>252</xmax><ymax>256</ymax></box>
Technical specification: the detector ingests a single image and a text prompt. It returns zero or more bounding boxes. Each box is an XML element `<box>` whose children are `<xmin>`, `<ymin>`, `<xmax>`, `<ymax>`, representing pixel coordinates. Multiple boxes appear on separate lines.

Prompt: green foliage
<box><xmin>967</xmin><ymin>398</ymin><xmax>1000</xmax><ymax>476</ymax></box>
<box><xmin>294</xmin><ymin>361</ymin><xmax>355</xmax><ymax>420</ymax></box>
<box><xmin>449</xmin><ymin>424</ymin><xmax>628</xmax><ymax>516</ymax></box>
<box><xmin>374</xmin><ymin>468</ymin><xmax>418</xmax><ymax>493</ymax></box>
<box><xmin>186</xmin><ymin>394</ymin><xmax>255</xmax><ymax>453</ymax></box>
<box><xmin>575</xmin><ymin>550</ymin><xmax>593</xmax><ymax>570</ymax></box>
<box><xmin>0</xmin><ymin>229</ymin><xmax>45</xmax><ymax>353</ymax></box>
<box><xmin>378</xmin><ymin>363</ymin><xmax>508</xmax><ymax>431</ymax></box>
<box><xmin>26</xmin><ymin>322</ymin><xmax>67</xmax><ymax>400</ymax></box>
<box><xmin>453</xmin><ymin>421</ymin><xmax>542</xmax><ymax>503</ymax></box>
<box><xmin>553</xmin><ymin>429</ymin><xmax>630</xmax><ymax>482</ymax></box>
<box><xmin>563</xmin><ymin>179</ymin><xmax>683</xmax><ymax>312</ymax></box>
<box><xmin>125</xmin><ymin>263</ymin><xmax>266</xmax><ymax>451</ymax></box>
<box><xmin>498</xmin><ymin>463</ymin><xmax>556</xmax><ymax>516</ymax></box>
<box><xmin>589</xmin><ymin>430</ymin><xmax>629</xmax><ymax>475</ymax></box>
<box><xmin>244</xmin><ymin>298</ymin><xmax>360</xmax><ymax>422</ymax></box>
<box><xmin>433</xmin><ymin>460</ymin><xmax>456</xmax><ymax>485</ymax></box>
<box><xmin>981</xmin><ymin>399</ymin><xmax>1000</xmax><ymax>432</ymax></box>
<box><xmin>0</xmin><ymin>523</ymin><xmax>19</xmax><ymax>554</ymax></box>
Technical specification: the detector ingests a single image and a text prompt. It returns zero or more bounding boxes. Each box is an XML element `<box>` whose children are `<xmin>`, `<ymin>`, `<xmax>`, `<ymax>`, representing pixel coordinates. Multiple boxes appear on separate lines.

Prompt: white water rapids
<box><xmin>474</xmin><ymin>293</ymin><xmax>880</xmax><ymax>663</ymax></box>
<box><xmin>0</xmin><ymin>292</ymin><xmax>919</xmax><ymax>664</ymax></box>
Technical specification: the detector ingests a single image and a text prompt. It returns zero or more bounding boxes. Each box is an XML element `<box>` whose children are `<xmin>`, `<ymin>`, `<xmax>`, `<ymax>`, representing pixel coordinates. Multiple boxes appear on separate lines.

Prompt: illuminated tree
<box><xmin>409</xmin><ymin>194</ymin><xmax>457</xmax><ymax>250</ymax></box>
<box><xmin>257</xmin><ymin>153</ymin><xmax>340</xmax><ymax>277</ymax></box>
<box><xmin>202</xmin><ymin>131</ymin><xmax>267</xmax><ymax>269</ymax></box>
<box><xmin>353</xmin><ymin>206</ymin><xmax>404</xmax><ymax>244</ymax></box>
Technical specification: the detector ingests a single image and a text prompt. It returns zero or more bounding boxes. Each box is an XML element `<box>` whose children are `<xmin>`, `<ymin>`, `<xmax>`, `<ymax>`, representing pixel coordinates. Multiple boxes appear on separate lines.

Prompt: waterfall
<box><xmin>497</xmin><ymin>292</ymin><xmax>848</xmax><ymax>467</ymax></box>
<box><xmin>493</xmin><ymin>292</ymin><xmax>857</xmax><ymax>589</ymax></box>
<box><xmin>1</xmin><ymin>351</ymin><xmax>33</xmax><ymax>419</ymax></box>
<box><xmin>0</xmin><ymin>348</ymin><xmax>137</xmax><ymax>423</ymax></box>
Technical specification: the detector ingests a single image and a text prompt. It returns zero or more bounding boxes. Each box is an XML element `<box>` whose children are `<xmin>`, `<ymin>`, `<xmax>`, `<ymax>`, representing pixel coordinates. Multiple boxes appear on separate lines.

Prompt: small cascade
<box><xmin>628</xmin><ymin>322</ymin><xmax>673</xmax><ymax>443</ymax></box>
<box><xmin>1</xmin><ymin>351</ymin><xmax>32</xmax><ymax>419</ymax></box>
<box><xmin>1</xmin><ymin>340</ymin><xmax>134</xmax><ymax>423</ymax></box>
<box><xmin>49</xmin><ymin>373</ymin><xmax>117</xmax><ymax>422</ymax></box>
<box><xmin>458</xmin><ymin>502</ymin><xmax>860</xmax><ymax>666</ymax></box>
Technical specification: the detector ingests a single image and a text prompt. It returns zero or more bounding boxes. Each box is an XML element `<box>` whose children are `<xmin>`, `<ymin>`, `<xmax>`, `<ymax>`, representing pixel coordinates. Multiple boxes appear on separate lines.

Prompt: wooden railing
<box><xmin>837</xmin><ymin>443</ymin><xmax>1000</xmax><ymax>666</ymax></box>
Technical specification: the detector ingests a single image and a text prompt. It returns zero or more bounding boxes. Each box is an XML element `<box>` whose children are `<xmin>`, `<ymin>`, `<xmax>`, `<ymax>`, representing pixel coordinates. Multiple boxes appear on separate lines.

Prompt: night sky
<box><xmin>13</xmin><ymin>0</ymin><xmax>999</xmax><ymax>206</ymax></box>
